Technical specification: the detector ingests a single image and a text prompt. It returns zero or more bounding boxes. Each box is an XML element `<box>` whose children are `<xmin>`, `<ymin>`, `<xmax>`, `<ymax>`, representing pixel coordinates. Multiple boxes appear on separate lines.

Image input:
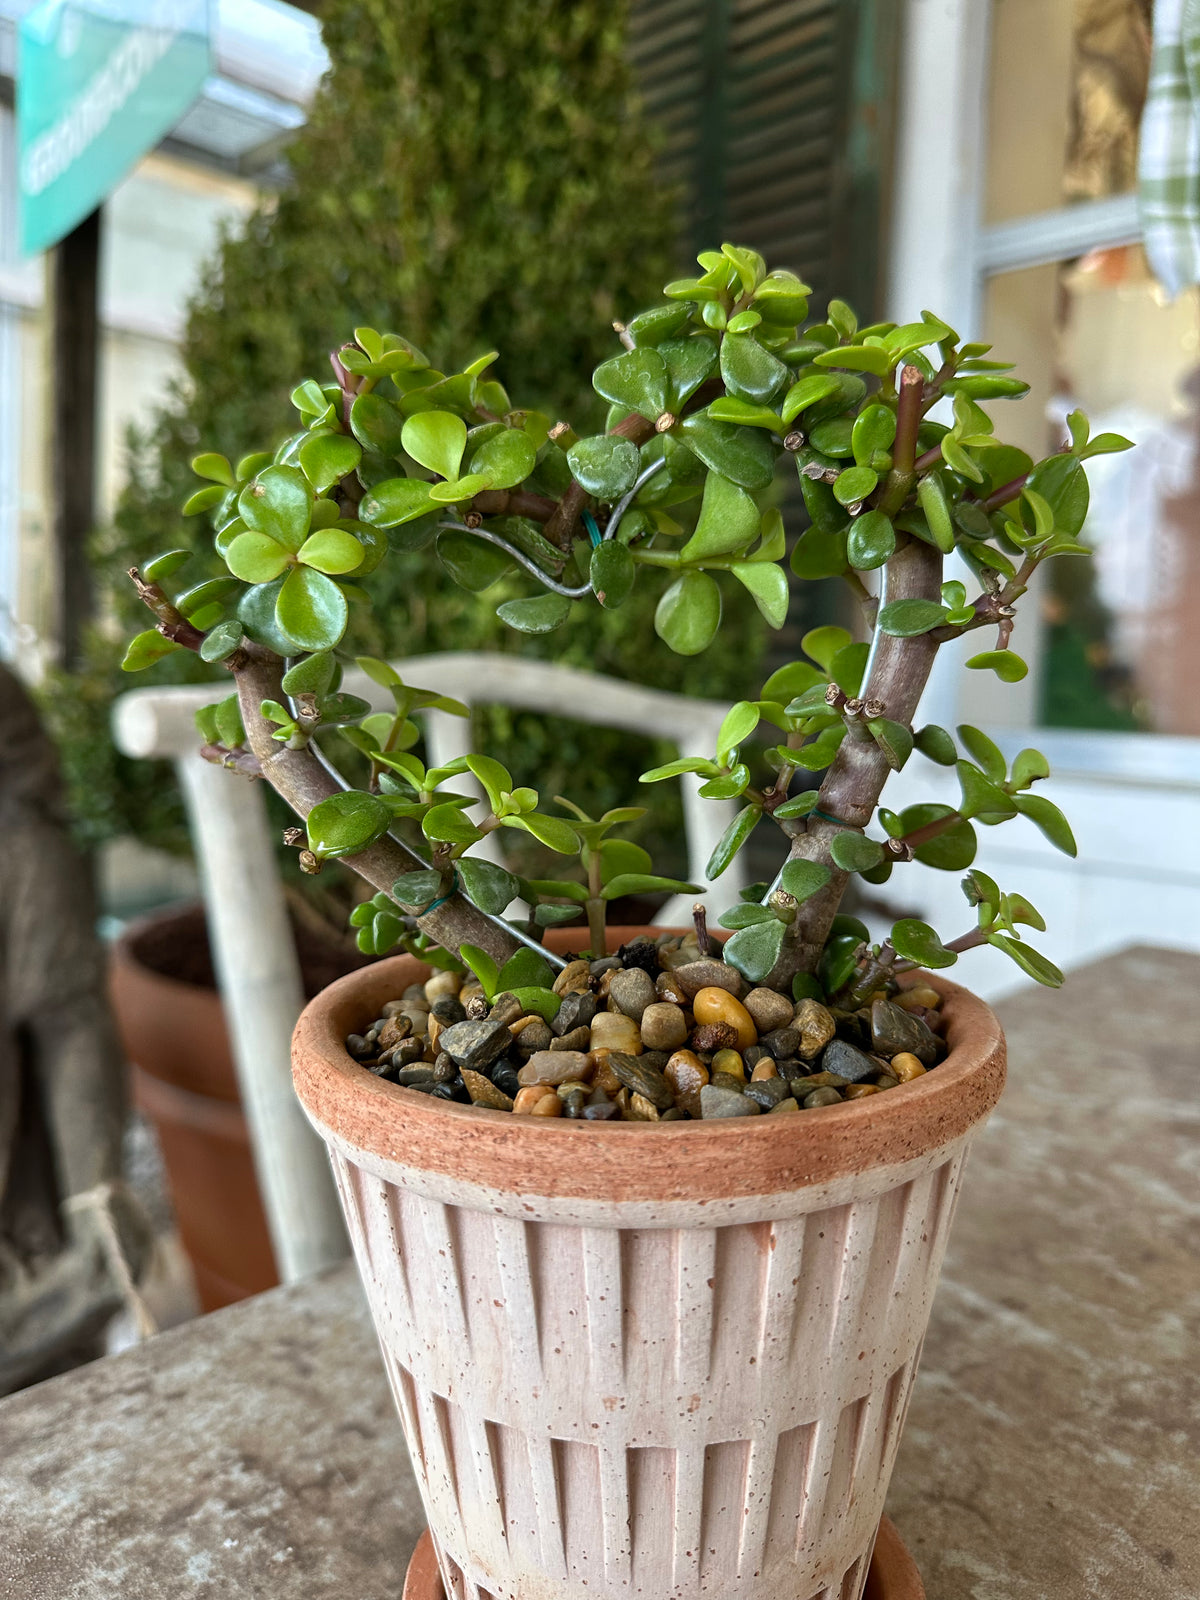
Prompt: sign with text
<box><xmin>18</xmin><ymin>0</ymin><xmax>211</xmax><ymax>256</ymax></box>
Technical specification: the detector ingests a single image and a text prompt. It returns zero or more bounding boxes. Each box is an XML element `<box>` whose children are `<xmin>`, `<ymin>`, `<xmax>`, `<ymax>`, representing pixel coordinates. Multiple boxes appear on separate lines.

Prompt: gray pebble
<box><xmin>744</xmin><ymin>1077</ymin><xmax>791</xmax><ymax>1110</ymax></box>
<box><xmin>608</xmin><ymin>1052</ymin><xmax>675</xmax><ymax>1109</ymax></box>
<box><xmin>759</xmin><ymin>1026</ymin><xmax>802</xmax><ymax>1061</ymax></box>
<box><xmin>700</xmin><ymin>1083</ymin><xmax>761</xmax><ymax>1118</ymax></box>
<box><xmin>550</xmin><ymin>1026</ymin><xmax>592</xmax><ymax>1052</ymax></box>
<box><xmin>820</xmin><ymin>1039</ymin><xmax>877</xmax><ymax>1083</ymax></box>
<box><xmin>438</xmin><ymin>1017</ymin><xmax>513</xmax><ymax>1071</ymax></box>
<box><xmin>803</xmin><ymin>1085</ymin><xmax>844</xmax><ymax>1109</ymax></box>
<box><xmin>674</xmin><ymin>960</ymin><xmax>745</xmax><ymax>999</ymax></box>
<box><xmin>553</xmin><ymin>990</ymin><xmax>598</xmax><ymax>1037</ymax></box>
<box><xmin>609</xmin><ymin>967</ymin><xmax>657</xmax><ymax>1022</ymax></box>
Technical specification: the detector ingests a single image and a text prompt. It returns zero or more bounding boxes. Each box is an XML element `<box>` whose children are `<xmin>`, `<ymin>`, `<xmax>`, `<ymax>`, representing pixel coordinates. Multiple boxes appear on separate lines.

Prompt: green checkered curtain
<box><xmin>1140</xmin><ymin>0</ymin><xmax>1200</xmax><ymax>295</ymax></box>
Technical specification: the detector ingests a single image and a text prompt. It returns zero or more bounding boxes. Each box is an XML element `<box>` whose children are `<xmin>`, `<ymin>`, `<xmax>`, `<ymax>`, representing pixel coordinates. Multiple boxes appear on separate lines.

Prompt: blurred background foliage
<box><xmin>42</xmin><ymin>0</ymin><xmax>765</xmax><ymax>889</ymax></box>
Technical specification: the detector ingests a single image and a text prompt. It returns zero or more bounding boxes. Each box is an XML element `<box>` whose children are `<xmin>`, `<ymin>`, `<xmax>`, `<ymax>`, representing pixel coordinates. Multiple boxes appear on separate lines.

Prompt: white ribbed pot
<box><xmin>292</xmin><ymin>931</ymin><xmax>1005</xmax><ymax>1600</ymax></box>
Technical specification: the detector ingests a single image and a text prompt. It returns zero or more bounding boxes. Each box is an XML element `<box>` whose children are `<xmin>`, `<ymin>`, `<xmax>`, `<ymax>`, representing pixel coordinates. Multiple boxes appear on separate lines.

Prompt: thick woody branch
<box><xmin>767</xmin><ymin>534</ymin><xmax>944</xmax><ymax>985</ymax></box>
<box><xmin>231</xmin><ymin>642</ymin><xmax>518</xmax><ymax>963</ymax></box>
<box><xmin>129</xmin><ymin>568</ymin><xmax>205</xmax><ymax>652</ymax></box>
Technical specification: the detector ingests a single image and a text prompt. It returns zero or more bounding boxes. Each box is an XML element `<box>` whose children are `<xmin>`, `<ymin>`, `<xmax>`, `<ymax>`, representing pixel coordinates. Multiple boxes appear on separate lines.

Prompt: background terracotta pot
<box><xmin>293</xmin><ymin>927</ymin><xmax>1004</xmax><ymax>1600</ymax></box>
<box><xmin>109</xmin><ymin>901</ymin><xmax>369</xmax><ymax>1311</ymax></box>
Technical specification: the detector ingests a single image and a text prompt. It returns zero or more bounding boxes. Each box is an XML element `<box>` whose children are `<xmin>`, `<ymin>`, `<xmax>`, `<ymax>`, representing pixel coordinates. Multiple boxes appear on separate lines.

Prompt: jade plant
<box><xmin>123</xmin><ymin>243</ymin><xmax>1131</xmax><ymax>1010</ymax></box>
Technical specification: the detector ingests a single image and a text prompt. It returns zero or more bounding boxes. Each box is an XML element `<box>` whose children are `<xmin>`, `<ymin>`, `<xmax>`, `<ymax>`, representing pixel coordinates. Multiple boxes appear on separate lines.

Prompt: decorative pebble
<box><xmin>491</xmin><ymin>1062</ymin><xmax>521</xmax><ymax>1100</ymax></box>
<box><xmin>751</xmin><ymin>1059</ymin><xmax>779</xmax><ymax>1081</ymax></box>
<box><xmin>431</xmin><ymin>995</ymin><xmax>466</xmax><ymax>1025</ymax></box>
<box><xmin>589</xmin><ymin>1012</ymin><xmax>643</xmax><ymax>1055</ymax></box>
<box><xmin>515</xmin><ymin>1019</ymin><xmax>552</xmax><ymax>1057</ymax></box>
<box><xmin>552</xmin><ymin>960</ymin><xmax>592</xmax><ymax>996</ymax></box>
<box><xmin>664</xmin><ymin>1050</ymin><xmax>708</xmax><ymax>1117</ymax></box>
<box><xmin>744</xmin><ymin>1077</ymin><xmax>790</xmax><ymax>1110</ymax></box>
<box><xmin>589</xmin><ymin>956</ymin><xmax>622</xmax><ymax>976</ymax></box>
<box><xmin>692</xmin><ymin>988</ymin><xmax>757</xmax><ymax>1050</ymax></box>
<box><xmin>891</xmin><ymin>1052</ymin><xmax>927</xmax><ymax>1082</ymax></box>
<box><xmin>513</xmin><ymin>1085</ymin><xmax>555</xmax><ymax>1115</ymax></box>
<box><xmin>519</xmin><ymin>1051</ymin><xmax>591</xmax><ymax>1087</ymax></box>
<box><xmin>674</xmin><ymin>960</ymin><xmax>745</xmax><ymax>999</ymax></box>
<box><xmin>396</xmin><ymin>1065</ymin><xmax>435</xmax><ymax>1086</ymax></box>
<box><xmin>609</xmin><ymin>967</ymin><xmax>657</xmax><ymax>1022</ymax></box>
<box><xmin>531</xmin><ymin>1091</ymin><xmax>563</xmax><ymax>1116</ymax></box>
<box><xmin>423</xmin><ymin>970</ymin><xmax>462</xmax><ymax>1001</ymax></box>
<box><xmin>875</xmin><ymin>1073</ymin><xmax>900</xmax><ymax>1091</ymax></box>
<box><xmin>803</xmin><ymin>1086</ymin><xmax>844</xmax><ymax>1109</ymax></box>
<box><xmin>554</xmin><ymin>990</ymin><xmax>598</xmax><ymax>1037</ymax></box>
<box><xmin>692</xmin><ymin>1021</ymin><xmax>739</xmax><ymax>1053</ymax></box>
<box><xmin>489</xmin><ymin>992</ymin><xmax>523</xmax><ymax>1028</ymax></box>
<box><xmin>870</xmin><ymin>997</ymin><xmax>939</xmax><ymax>1065</ymax></box>
<box><xmin>819</xmin><ymin>1038</ymin><xmax>877</xmax><ymax>1083</ymax></box>
<box><xmin>639</xmin><ymin>1002</ymin><xmax>689</xmax><ymax>1052</ymax></box>
<box><xmin>700</xmin><ymin>1083</ymin><xmax>761</xmax><ymax>1118</ymax></box>
<box><xmin>710</xmin><ymin>1048</ymin><xmax>745</xmax><ymax>1083</ymax></box>
<box><xmin>461</xmin><ymin>1069</ymin><xmax>514</xmax><ymax>1110</ymax></box>
<box><xmin>438</xmin><ymin>1017</ymin><xmax>513</xmax><ymax>1071</ymax></box>
<box><xmin>628</xmin><ymin>1092</ymin><xmax>661</xmax><ymax>1121</ymax></box>
<box><xmin>896</xmin><ymin>984</ymin><xmax>941</xmax><ymax>1013</ymax></box>
<box><xmin>562</xmin><ymin>1089</ymin><xmax>587</xmax><ymax>1118</ymax></box>
<box><xmin>583</xmin><ymin>1100</ymin><xmax>620</xmax><ymax>1121</ymax></box>
<box><xmin>770</xmin><ymin>1097</ymin><xmax>800</xmax><ymax>1113</ymax></box>
<box><xmin>743</xmin><ymin>987</ymin><xmax>795</xmax><ymax>1032</ymax></box>
<box><xmin>844</xmin><ymin>1084</ymin><xmax>881</xmax><ymax>1100</ymax></box>
<box><xmin>710</xmin><ymin>1071</ymin><xmax>746</xmax><ymax>1093</ymax></box>
<box><xmin>591</xmin><ymin>1055</ymin><xmax>624</xmax><ymax>1096</ymax></box>
<box><xmin>794</xmin><ymin>999</ymin><xmax>836</xmax><ymax>1060</ymax></box>
<box><xmin>607</xmin><ymin>1052</ymin><xmax>675</xmax><ymax>1109</ymax></box>
<box><xmin>655</xmin><ymin>972</ymin><xmax>689</xmax><ymax>1004</ymax></box>
<box><xmin>759</xmin><ymin>1026</ymin><xmax>802</xmax><ymax>1061</ymax></box>
<box><xmin>550</xmin><ymin>1026</ymin><xmax>592</xmax><ymax>1053</ymax></box>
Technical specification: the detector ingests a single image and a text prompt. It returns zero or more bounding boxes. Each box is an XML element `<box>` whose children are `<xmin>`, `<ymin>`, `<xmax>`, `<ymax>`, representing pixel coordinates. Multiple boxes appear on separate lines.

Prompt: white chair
<box><xmin>113</xmin><ymin>652</ymin><xmax>745</xmax><ymax>1286</ymax></box>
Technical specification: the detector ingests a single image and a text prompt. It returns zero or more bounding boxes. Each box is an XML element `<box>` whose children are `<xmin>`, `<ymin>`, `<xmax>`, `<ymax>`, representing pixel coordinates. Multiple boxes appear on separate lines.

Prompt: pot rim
<box><xmin>292</xmin><ymin>926</ymin><xmax>1005</xmax><ymax>1205</ymax></box>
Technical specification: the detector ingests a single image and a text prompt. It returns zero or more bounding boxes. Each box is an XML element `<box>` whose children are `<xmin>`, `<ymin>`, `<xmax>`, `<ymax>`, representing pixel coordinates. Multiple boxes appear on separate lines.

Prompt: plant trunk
<box><xmin>232</xmin><ymin>644</ymin><xmax>518</xmax><ymax>965</ymax></box>
<box><xmin>767</xmin><ymin>537</ymin><xmax>943</xmax><ymax>989</ymax></box>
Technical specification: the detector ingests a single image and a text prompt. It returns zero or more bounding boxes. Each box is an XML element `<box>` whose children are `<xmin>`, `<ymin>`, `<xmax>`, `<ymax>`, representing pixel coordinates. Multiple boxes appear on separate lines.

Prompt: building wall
<box><xmin>0</xmin><ymin>118</ymin><xmax>257</xmax><ymax>674</ymax></box>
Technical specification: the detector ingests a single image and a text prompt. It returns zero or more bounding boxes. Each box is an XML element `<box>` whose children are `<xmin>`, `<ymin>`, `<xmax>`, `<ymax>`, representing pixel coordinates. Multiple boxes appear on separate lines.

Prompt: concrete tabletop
<box><xmin>0</xmin><ymin>946</ymin><xmax>1195</xmax><ymax>1599</ymax></box>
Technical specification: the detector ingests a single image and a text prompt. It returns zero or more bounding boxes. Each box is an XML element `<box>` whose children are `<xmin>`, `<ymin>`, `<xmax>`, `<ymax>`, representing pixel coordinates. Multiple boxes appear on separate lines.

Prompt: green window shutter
<box><xmin>629</xmin><ymin>0</ymin><xmax>898</xmax><ymax>318</ymax></box>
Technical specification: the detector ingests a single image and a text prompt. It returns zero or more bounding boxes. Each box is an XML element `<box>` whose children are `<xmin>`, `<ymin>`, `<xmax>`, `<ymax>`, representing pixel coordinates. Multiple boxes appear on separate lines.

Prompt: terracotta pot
<box><xmin>402</xmin><ymin>1519</ymin><xmax>925</xmax><ymax>1600</ymax></box>
<box><xmin>109</xmin><ymin>903</ymin><xmax>278</xmax><ymax>1310</ymax></box>
<box><xmin>293</xmin><ymin>928</ymin><xmax>1004</xmax><ymax>1600</ymax></box>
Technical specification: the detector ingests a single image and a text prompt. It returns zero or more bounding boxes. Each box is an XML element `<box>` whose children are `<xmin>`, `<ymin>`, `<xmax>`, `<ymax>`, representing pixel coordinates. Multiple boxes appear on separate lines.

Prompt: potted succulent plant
<box><xmin>122</xmin><ymin>244</ymin><xmax>1129</xmax><ymax>1600</ymax></box>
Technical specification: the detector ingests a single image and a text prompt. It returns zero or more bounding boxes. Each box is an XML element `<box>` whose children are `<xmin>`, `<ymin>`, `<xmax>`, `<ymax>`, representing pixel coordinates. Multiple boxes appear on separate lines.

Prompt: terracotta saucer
<box><xmin>402</xmin><ymin>1517</ymin><xmax>925</xmax><ymax>1599</ymax></box>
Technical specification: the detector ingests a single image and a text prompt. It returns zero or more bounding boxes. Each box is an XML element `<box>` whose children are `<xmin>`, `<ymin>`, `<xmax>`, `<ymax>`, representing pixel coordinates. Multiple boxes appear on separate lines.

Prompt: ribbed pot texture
<box><xmin>292</xmin><ymin>929</ymin><xmax>1005</xmax><ymax>1600</ymax></box>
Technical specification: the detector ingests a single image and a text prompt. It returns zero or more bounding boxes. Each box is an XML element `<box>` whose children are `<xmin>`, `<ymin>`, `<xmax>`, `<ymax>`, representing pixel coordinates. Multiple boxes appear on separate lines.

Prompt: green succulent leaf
<box><xmin>779</xmin><ymin>372</ymin><xmax>842</xmax><ymax>424</ymax></box>
<box><xmin>956</xmin><ymin>761</ymin><xmax>1017</xmax><ymax>822</ymax></box>
<box><xmin>680</xmin><ymin>471</ymin><xmax>761</xmax><ymax>562</ymax></box>
<box><xmin>654</xmin><ymin>570</ymin><xmax>722</xmax><ymax>655</ymax></box>
<box><xmin>306</xmin><ymin>790</ymin><xmax>392</xmax><ymax>860</ymax></box>
<box><xmin>898</xmin><ymin>804</ymin><xmax>978</xmax><ymax>869</ymax></box>
<box><xmin>298</xmin><ymin>432</ymin><xmax>362</xmax><ymax>493</ymax></box>
<box><xmin>833</xmin><ymin>465</ymin><xmax>878</xmax><ymax>506</ymax></box>
<box><xmin>402</xmin><ymin>411</ymin><xmax>467</xmax><ymax>480</ymax></box>
<box><xmin>719</xmin><ymin>903</ymin><xmax>776</xmax><ymax>929</ymax></box>
<box><xmin>122</xmin><ymin>629</ymin><xmax>182</xmax><ymax>672</ymax></box>
<box><xmin>496</xmin><ymin>592</ymin><xmax>572</xmax><ymax>634</ymax></box>
<box><xmin>349</xmin><ymin>393</ymin><xmax>407</xmax><ymax>457</ymax></box>
<box><xmin>496</xmin><ymin>947</ymin><xmax>558</xmax><ymax>994</ymax></box>
<box><xmin>238</xmin><ymin>465</ymin><xmax>311</xmax><ymax>553</ymax></box>
<box><xmin>916</xmin><ymin>472</ymin><xmax>957</xmax><ymax>553</ymax></box>
<box><xmin>716</xmin><ymin>701</ymin><xmax>760</xmax><ymax>762</ymax></box>
<box><xmin>142</xmin><ymin>548</ymin><xmax>190</xmax><ymax>583</ymax></box>
<box><xmin>359</xmin><ymin>477</ymin><xmax>435</xmax><ymax>527</ymax></box>
<box><xmin>423</xmin><ymin>802</ymin><xmax>484</xmax><ymax>845</ymax></box>
<box><xmin>846</xmin><ymin>510</ymin><xmax>895</xmax><ymax>570</ymax></box>
<box><xmin>890</xmin><ymin>918</ymin><xmax>958</xmax><ymax>969</ymax></box>
<box><xmin>567</xmin><ymin>435</ymin><xmax>640</xmax><ymax>499</ymax></box>
<box><xmin>455</xmin><ymin>856</ymin><xmax>520</xmax><ymax>914</ymax></box>
<box><xmin>914</xmin><ymin>724</ymin><xmax>958</xmax><ymax>765</ymax></box>
<box><xmin>600</xmin><ymin>872</ymin><xmax>700</xmax><ymax>900</ymax></box>
<box><xmin>957</xmin><ymin>724</ymin><xmax>1006</xmax><ymax>781</ymax></box>
<box><xmin>509</xmin><ymin>812</ymin><xmax>579</xmax><ymax>853</ymax></box>
<box><xmin>877</xmin><ymin>598</ymin><xmax>950</xmax><ymax>637</ymax></box>
<box><xmin>437</xmin><ymin>529</ymin><xmax>511</xmax><ymax>591</ymax></box>
<box><xmin>967</xmin><ymin>649</ymin><xmax>1028</xmax><ymax>682</ymax></box>
<box><xmin>590</xmin><ymin>540</ymin><xmax>636</xmax><ymax>609</ymax></box>
<box><xmin>192</xmin><ymin>451</ymin><xmax>235</xmax><ymax>486</ymax></box>
<box><xmin>868</xmin><ymin>718</ymin><xmax>913</xmax><ymax>770</ymax></box>
<box><xmin>723</xmin><ymin>917</ymin><xmax>786</xmax><ymax>983</ymax></box>
<box><xmin>392</xmin><ymin>869</ymin><xmax>444</xmax><ymax>911</ymax></box>
<box><xmin>829</xmin><ymin>833</ymin><xmax>885</xmax><ymax>873</ymax></box>
<box><xmin>275</xmin><ymin>566</ymin><xmax>348</xmax><ymax>651</ymax></box>
<box><xmin>790</xmin><ymin>526</ymin><xmax>848</xmax><ymax>579</ymax></box>
<box><xmin>639</xmin><ymin>755</ymin><xmax>722</xmax><ymax>783</ymax></box>
<box><xmin>198</xmin><ymin>621</ymin><xmax>245</xmax><ymax>663</ymax></box>
<box><xmin>800</xmin><ymin>625</ymin><xmax>852</xmax><ymax>671</ymax></box>
<box><xmin>677</xmin><ymin>411</ymin><xmax>777</xmax><ymax>490</ymax></box>
<box><xmin>771</xmin><ymin>790</ymin><xmax>820</xmax><ymax>820</ymax></box>
<box><xmin>1011</xmin><ymin>747</ymin><xmax>1050</xmax><ymax>789</ymax></box>
<box><xmin>780</xmin><ymin>858</ymin><xmax>831</xmax><ymax>902</ymax></box>
<box><xmin>298</xmin><ymin>527</ymin><xmax>365</xmax><ymax>575</ymax></box>
<box><xmin>729</xmin><ymin>560</ymin><xmax>788</xmax><ymax>627</ymax></box>
<box><xmin>1013</xmin><ymin>793</ymin><xmax>1077</xmax><ymax>856</ymax></box>
<box><xmin>593</xmin><ymin>348</ymin><xmax>669</xmax><ymax>419</ymax></box>
<box><xmin>986</xmin><ymin>933</ymin><xmax>1064</xmax><ymax>987</ymax></box>
<box><xmin>470</xmin><ymin>428</ymin><xmax>537</xmax><ymax>490</ymax></box>
<box><xmin>706</xmin><ymin>803</ymin><xmax>762</xmax><ymax>878</ymax></box>
<box><xmin>459</xmin><ymin>944</ymin><xmax>500</xmax><ymax>1002</ymax></box>
<box><xmin>720</xmin><ymin>332</ymin><xmax>789</xmax><ymax>403</ymax></box>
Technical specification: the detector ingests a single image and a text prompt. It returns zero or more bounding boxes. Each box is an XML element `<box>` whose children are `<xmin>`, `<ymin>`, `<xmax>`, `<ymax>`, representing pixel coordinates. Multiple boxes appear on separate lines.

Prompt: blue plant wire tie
<box><xmin>582</xmin><ymin>510</ymin><xmax>602</xmax><ymax>548</ymax></box>
<box><xmin>424</xmin><ymin>870</ymin><xmax>459</xmax><ymax>915</ymax></box>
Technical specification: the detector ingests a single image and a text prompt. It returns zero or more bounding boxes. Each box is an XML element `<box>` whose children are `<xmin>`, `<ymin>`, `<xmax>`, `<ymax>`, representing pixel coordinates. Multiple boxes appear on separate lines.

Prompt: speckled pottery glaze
<box><xmin>292</xmin><ymin>928</ymin><xmax>1004</xmax><ymax>1600</ymax></box>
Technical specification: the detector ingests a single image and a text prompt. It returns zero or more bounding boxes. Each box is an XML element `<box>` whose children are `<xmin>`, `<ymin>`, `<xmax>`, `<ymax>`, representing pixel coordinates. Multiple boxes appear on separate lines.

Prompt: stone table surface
<box><xmin>0</xmin><ymin>946</ymin><xmax>1196</xmax><ymax>1599</ymax></box>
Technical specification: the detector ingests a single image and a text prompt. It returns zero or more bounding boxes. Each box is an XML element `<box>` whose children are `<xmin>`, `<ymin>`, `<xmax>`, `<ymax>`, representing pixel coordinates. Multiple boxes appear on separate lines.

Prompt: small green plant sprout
<box><xmin>124</xmin><ymin>245</ymin><xmax>1131</xmax><ymax>996</ymax></box>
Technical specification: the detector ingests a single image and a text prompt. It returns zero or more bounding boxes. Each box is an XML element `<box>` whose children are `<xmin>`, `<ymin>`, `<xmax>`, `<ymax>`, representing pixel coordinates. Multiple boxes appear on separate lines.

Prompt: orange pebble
<box><xmin>890</xmin><ymin>1052</ymin><xmax>927</xmax><ymax>1082</ymax></box>
<box><xmin>513</xmin><ymin>1085</ymin><xmax>554</xmax><ymax>1115</ymax></box>
<box><xmin>531</xmin><ymin>1091</ymin><xmax>563</xmax><ymax>1116</ymax></box>
<box><xmin>844</xmin><ymin>1083</ymin><xmax>882</xmax><ymax>1099</ymax></box>
<box><xmin>751</xmin><ymin>1059</ymin><xmax>779</xmax><ymax>1081</ymax></box>
<box><xmin>691</xmin><ymin>987</ymin><xmax>757</xmax><ymax>1050</ymax></box>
